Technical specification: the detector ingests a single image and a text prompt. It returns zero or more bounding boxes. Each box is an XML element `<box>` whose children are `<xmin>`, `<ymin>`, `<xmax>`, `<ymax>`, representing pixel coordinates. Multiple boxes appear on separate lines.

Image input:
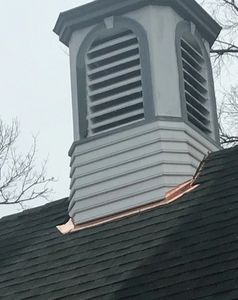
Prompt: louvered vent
<box><xmin>181</xmin><ymin>37</ymin><xmax>211</xmax><ymax>133</ymax></box>
<box><xmin>86</xmin><ymin>29</ymin><xmax>145</xmax><ymax>136</ymax></box>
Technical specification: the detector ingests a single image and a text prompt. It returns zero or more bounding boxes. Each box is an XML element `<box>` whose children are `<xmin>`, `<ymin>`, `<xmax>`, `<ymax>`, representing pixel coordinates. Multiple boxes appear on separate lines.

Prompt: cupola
<box><xmin>54</xmin><ymin>0</ymin><xmax>221</xmax><ymax>225</ymax></box>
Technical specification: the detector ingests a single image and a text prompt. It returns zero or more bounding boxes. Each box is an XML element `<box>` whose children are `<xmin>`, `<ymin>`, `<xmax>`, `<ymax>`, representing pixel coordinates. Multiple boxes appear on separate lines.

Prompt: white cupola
<box><xmin>54</xmin><ymin>0</ymin><xmax>221</xmax><ymax>225</ymax></box>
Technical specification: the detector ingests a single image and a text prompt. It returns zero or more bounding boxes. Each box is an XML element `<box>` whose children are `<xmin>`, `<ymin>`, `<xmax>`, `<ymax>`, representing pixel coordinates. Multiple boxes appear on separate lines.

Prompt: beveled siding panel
<box><xmin>73</xmin><ymin>186</ymin><xmax>171</xmax><ymax>225</ymax></box>
<box><xmin>70</xmin><ymin>163</ymin><xmax>193</xmax><ymax>202</ymax></box>
<box><xmin>70</xmin><ymin>153</ymin><xmax>198</xmax><ymax>189</ymax></box>
<box><xmin>69</xmin><ymin>120</ymin><xmax>219</xmax><ymax>224</ymax></box>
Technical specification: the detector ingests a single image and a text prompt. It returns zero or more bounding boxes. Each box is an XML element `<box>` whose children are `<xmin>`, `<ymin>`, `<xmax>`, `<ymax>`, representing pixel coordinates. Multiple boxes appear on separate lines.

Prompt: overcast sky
<box><xmin>0</xmin><ymin>0</ymin><xmax>237</xmax><ymax>217</ymax></box>
<box><xmin>0</xmin><ymin>0</ymin><xmax>94</xmax><ymax>217</ymax></box>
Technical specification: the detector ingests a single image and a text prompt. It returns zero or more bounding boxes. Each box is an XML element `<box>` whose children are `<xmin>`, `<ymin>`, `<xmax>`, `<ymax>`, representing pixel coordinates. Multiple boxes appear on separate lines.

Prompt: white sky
<box><xmin>0</xmin><ymin>0</ymin><xmax>237</xmax><ymax>217</ymax></box>
<box><xmin>0</xmin><ymin>0</ymin><xmax>93</xmax><ymax>217</ymax></box>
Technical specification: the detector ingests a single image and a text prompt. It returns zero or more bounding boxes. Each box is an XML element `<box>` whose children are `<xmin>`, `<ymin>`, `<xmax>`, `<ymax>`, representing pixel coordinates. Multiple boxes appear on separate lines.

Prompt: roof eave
<box><xmin>53</xmin><ymin>0</ymin><xmax>221</xmax><ymax>47</ymax></box>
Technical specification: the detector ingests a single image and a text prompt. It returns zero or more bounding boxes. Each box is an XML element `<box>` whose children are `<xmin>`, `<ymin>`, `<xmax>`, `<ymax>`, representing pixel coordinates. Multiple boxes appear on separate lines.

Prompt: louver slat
<box><xmin>187</xmin><ymin>112</ymin><xmax>210</xmax><ymax>132</ymax></box>
<box><xmin>87</xmin><ymin>54</ymin><xmax>140</xmax><ymax>75</ymax></box>
<box><xmin>181</xmin><ymin>36</ymin><xmax>211</xmax><ymax>133</ymax></box>
<box><xmin>183</xmin><ymin>69</ymin><xmax>208</xmax><ymax>94</ymax></box>
<box><xmin>86</xmin><ymin>29</ymin><xmax>144</xmax><ymax>136</ymax></box>
<box><xmin>89</xmin><ymin>65</ymin><xmax>141</xmax><ymax>85</ymax></box>
<box><xmin>182</xmin><ymin>58</ymin><xmax>205</xmax><ymax>83</ymax></box>
<box><xmin>88</xmin><ymin>98</ymin><xmax>143</xmax><ymax>119</ymax></box>
<box><xmin>181</xmin><ymin>48</ymin><xmax>202</xmax><ymax>70</ymax></box>
<box><xmin>89</xmin><ymin>109</ymin><xmax>145</xmax><ymax>130</ymax></box>
<box><xmin>89</xmin><ymin>87</ymin><xmax>143</xmax><ymax>108</ymax></box>
<box><xmin>185</xmin><ymin>91</ymin><xmax>209</xmax><ymax>115</ymax></box>
<box><xmin>184</xmin><ymin>80</ymin><xmax>208</xmax><ymax>103</ymax></box>
<box><xmin>88</xmin><ymin>76</ymin><xmax>142</xmax><ymax>97</ymax></box>
<box><xmin>87</xmin><ymin>44</ymin><xmax>139</xmax><ymax>65</ymax></box>
<box><xmin>186</xmin><ymin>102</ymin><xmax>209</xmax><ymax>124</ymax></box>
<box><xmin>88</xmin><ymin>33</ymin><xmax>136</xmax><ymax>54</ymax></box>
<box><xmin>181</xmin><ymin>39</ymin><xmax>205</xmax><ymax>62</ymax></box>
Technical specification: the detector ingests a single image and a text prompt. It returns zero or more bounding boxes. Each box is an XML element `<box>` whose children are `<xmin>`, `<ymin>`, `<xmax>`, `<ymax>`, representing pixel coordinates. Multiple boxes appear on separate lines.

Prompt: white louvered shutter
<box><xmin>86</xmin><ymin>29</ymin><xmax>144</xmax><ymax>136</ymax></box>
<box><xmin>181</xmin><ymin>38</ymin><xmax>211</xmax><ymax>133</ymax></box>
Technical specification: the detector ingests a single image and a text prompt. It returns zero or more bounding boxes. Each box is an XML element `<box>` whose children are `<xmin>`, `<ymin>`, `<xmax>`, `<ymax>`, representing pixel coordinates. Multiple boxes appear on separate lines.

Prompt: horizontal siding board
<box><xmin>71</xmin><ymin>165</ymin><xmax>175</xmax><ymax>199</ymax></box>
<box><xmin>70</xmin><ymin>177</ymin><xmax>168</xmax><ymax>209</ymax></box>
<box><xmin>70</xmin><ymin>121</ymin><xmax>217</xmax><ymax>173</ymax></box>
<box><xmin>70</xmin><ymin>120</ymin><xmax>186</xmax><ymax>155</ymax></box>
<box><xmin>71</xmin><ymin>160</ymin><xmax>195</xmax><ymax>190</ymax></box>
<box><xmin>72</xmin><ymin>186</ymin><xmax>170</xmax><ymax>223</ymax></box>
<box><xmin>69</xmin><ymin>119</ymin><xmax>219</xmax><ymax>223</ymax></box>
<box><xmin>71</xmin><ymin>151</ymin><xmax>199</xmax><ymax>180</ymax></box>
<box><xmin>69</xmin><ymin>172</ymin><xmax>194</xmax><ymax>211</ymax></box>
<box><xmin>71</xmin><ymin>138</ymin><xmax>190</xmax><ymax>168</ymax></box>
<box><xmin>72</xmin><ymin>130</ymin><xmax>163</xmax><ymax>164</ymax></box>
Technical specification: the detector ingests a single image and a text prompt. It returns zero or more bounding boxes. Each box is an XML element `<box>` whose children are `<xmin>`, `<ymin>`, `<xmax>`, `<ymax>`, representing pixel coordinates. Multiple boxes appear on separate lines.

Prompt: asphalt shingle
<box><xmin>1</xmin><ymin>146</ymin><xmax>238</xmax><ymax>299</ymax></box>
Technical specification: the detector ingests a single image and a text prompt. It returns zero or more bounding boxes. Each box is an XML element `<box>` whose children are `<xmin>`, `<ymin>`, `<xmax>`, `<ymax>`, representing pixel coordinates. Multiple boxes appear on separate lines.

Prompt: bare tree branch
<box><xmin>196</xmin><ymin>0</ymin><xmax>238</xmax><ymax>147</ymax></box>
<box><xmin>0</xmin><ymin>119</ymin><xmax>55</xmax><ymax>206</ymax></box>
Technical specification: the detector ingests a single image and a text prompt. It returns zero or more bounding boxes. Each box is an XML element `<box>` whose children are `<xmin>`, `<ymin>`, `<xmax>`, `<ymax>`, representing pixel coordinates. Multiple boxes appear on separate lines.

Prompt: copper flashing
<box><xmin>57</xmin><ymin>179</ymin><xmax>199</xmax><ymax>235</ymax></box>
<box><xmin>165</xmin><ymin>179</ymin><xmax>198</xmax><ymax>202</ymax></box>
<box><xmin>56</xmin><ymin>218</ymin><xmax>75</xmax><ymax>235</ymax></box>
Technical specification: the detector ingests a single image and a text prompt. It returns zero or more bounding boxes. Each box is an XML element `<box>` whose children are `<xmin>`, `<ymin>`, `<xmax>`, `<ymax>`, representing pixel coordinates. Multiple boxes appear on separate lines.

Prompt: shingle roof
<box><xmin>0</xmin><ymin>146</ymin><xmax>238</xmax><ymax>299</ymax></box>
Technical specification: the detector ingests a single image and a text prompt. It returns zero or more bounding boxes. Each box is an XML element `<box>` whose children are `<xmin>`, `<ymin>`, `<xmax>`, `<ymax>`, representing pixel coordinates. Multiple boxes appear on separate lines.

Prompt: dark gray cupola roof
<box><xmin>54</xmin><ymin>0</ymin><xmax>221</xmax><ymax>47</ymax></box>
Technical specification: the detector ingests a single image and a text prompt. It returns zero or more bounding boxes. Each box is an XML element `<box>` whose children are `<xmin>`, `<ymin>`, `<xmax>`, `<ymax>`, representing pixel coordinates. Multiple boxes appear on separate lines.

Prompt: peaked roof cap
<box><xmin>54</xmin><ymin>0</ymin><xmax>221</xmax><ymax>47</ymax></box>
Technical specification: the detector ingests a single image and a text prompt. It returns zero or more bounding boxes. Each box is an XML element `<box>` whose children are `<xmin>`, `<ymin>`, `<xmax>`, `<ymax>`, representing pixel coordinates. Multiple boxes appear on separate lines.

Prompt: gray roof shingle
<box><xmin>0</xmin><ymin>146</ymin><xmax>238</xmax><ymax>299</ymax></box>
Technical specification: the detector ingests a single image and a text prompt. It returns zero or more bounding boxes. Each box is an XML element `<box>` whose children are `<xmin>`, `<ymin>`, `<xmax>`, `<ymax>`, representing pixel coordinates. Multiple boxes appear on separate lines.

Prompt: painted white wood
<box><xmin>89</xmin><ymin>65</ymin><xmax>141</xmax><ymax>85</ymax></box>
<box><xmin>87</xmin><ymin>54</ymin><xmax>140</xmax><ymax>75</ymax></box>
<box><xmin>71</xmin><ymin>161</ymin><xmax>194</xmax><ymax>192</ymax></box>
<box><xmin>181</xmin><ymin>38</ymin><xmax>205</xmax><ymax>62</ymax></box>
<box><xmin>88</xmin><ymin>75</ymin><xmax>142</xmax><ymax>97</ymax></box>
<box><xmin>72</xmin><ymin>185</ymin><xmax>169</xmax><ymax>223</ymax></box>
<box><xmin>71</xmin><ymin>151</ymin><xmax>198</xmax><ymax>179</ymax></box>
<box><xmin>186</xmin><ymin>103</ymin><xmax>209</xmax><ymax>123</ymax></box>
<box><xmin>181</xmin><ymin>48</ymin><xmax>202</xmax><ymax>70</ymax></box>
<box><xmin>87</xmin><ymin>44</ymin><xmax>139</xmax><ymax>64</ymax></box>
<box><xmin>69</xmin><ymin>119</ymin><xmax>219</xmax><ymax>224</ymax></box>
<box><xmin>185</xmin><ymin>91</ymin><xmax>209</xmax><ymax>113</ymax></box>
<box><xmin>184</xmin><ymin>80</ymin><xmax>207</xmax><ymax>102</ymax></box>
<box><xmin>183</xmin><ymin>69</ymin><xmax>207</xmax><ymax>93</ymax></box>
<box><xmin>70</xmin><ymin>120</ymin><xmax>215</xmax><ymax>170</ymax></box>
<box><xmin>88</xmin><ymin>87</ymin><xmax>142</xmax><ymax>107</ymax></box>
<box><xmin>187</xmin><ymin>112</ymin><xmax>209</xmax><ymax>132</ymax></box>
<box><xmin>88</xmin><ymin>33</ymin><xmax>136</xmax><ymax>53</ymax></box>
<box><xmin>89</xmin><ymin>108</ymin><xmax>144</xmax><ymax>129</ymax></box>
<box><xmin>71</xmin><ymin>120</ymin><xmax>184</xmax><ymax>155</ymax></box>
<box><xmin>88</xmin><ymin>98</ymin><xmax>143</xmax><ymax>119</ymax></box>
<box><xmin>66</xmin><ymin>5</ymin><xmax>220</xmax><ymax>224</ymax></box>
<box><xmin>182</xmin><ymin>59</ymin><xmax>205</xmax><ymax>83</ymax></box>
